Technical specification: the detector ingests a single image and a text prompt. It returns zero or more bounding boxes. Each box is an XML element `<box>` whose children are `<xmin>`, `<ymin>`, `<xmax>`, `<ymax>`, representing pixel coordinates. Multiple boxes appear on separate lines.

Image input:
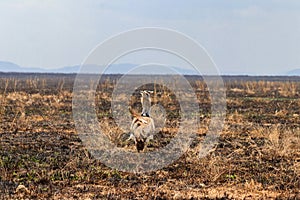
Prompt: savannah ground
<box><xmin>0</xmin><ymin>73</ymin><xmax>299</xmax><ymax>199</ymax></box>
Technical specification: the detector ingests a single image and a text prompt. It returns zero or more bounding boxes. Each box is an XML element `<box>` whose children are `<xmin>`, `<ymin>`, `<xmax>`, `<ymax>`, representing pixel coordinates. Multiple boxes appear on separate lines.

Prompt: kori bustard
<box><xmin>129</xmin><ymin>91</ymin><xmax>155</xmax><ymax>152</ymax></box>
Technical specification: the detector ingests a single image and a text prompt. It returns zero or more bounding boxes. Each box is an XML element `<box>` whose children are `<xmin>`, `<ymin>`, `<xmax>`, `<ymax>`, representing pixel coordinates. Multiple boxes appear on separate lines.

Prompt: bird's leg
<box><xmin>128</xmin><ymin>133</ymin><xmax>136</xmax><ymax>143</ymax></box>
<box><xmin>145</xmin><ymin>135</ymin><xmax>153</xmax><ymax>143</ymax></box>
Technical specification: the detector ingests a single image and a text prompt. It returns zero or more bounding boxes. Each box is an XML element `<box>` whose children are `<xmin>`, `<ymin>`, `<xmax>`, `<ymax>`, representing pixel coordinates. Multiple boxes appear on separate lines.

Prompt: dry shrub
<box><xmin>279</xmin><ymin>81</ymin><xmax>299</xmax><ymax>97</ymax></box>
<box><xmin>227</xmin><ymin>109</ymin><xmax>244</xmax><ymax>124</ymax></box>
<box><xmin>263</xmin><ymin>125</ymin><xmax>299</xmax><ymax>157</ymax></box>
<box><xmin>227</xmin><ymin>80</ymin><xmax>300</xmax><ymax>98</ymax></box>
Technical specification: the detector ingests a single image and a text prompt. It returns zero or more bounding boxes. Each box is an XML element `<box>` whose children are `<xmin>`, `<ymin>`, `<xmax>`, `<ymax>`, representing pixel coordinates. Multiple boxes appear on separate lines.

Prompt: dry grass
<box><xmin>0</xmin><ymin>74</ymin><xmax>299</xmax><ymax>199</ymax></box>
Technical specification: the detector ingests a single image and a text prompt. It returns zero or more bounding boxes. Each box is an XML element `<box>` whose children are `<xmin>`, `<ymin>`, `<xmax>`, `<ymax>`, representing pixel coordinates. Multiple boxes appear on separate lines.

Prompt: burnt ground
<box><xmin>0</xmin><ymin>73</ymin><xmax>299</xmax><ymax>199</ymax></box>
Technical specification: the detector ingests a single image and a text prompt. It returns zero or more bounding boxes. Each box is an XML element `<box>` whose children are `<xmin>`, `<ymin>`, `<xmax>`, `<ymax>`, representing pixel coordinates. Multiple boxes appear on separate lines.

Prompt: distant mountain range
<box><xmin>286</xmin><ymin>68</ymin><xmax>300</xmax><ymax>76</ymax></box>
<box><xmin>0</xmin><ymin>60</ymin><xmax>299</xmax><ymax>75</ymax></box>
<box><xmin>0</xmin><ymin>61</ymin><xmax>196</xmax><ymax>75</ymax></box>
<box><xmin>0</xmin><ymin>61</ymin><xmax>79</xmax><ymax>73</ymax></box>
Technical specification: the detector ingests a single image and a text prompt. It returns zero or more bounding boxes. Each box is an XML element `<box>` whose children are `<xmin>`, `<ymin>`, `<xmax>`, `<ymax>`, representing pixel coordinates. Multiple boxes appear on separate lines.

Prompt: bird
<box><xmin>128</xmin><ymin>91</ymin><xmax>155</xmax><ymax>152</ymax></box>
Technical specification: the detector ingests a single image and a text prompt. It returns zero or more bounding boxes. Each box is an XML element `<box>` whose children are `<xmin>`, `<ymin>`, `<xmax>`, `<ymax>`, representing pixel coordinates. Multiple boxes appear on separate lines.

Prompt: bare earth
<box><xmin>0</xmin><ymin>73</ymin><xmax>299</xmax><ymax>199</ymax></box>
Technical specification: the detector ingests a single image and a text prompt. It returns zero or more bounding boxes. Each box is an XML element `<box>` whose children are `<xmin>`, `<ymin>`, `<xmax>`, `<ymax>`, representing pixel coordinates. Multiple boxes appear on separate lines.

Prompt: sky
<box><xmin>0</xmin><ymin>0</ymin><xmax>300</xmax><ymax>75</ymax></box>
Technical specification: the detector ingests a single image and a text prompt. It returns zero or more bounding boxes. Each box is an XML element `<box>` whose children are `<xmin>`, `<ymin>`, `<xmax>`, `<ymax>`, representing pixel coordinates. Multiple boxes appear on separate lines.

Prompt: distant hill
<box><xmin>0</xmin><ymin>61</ymin><xmax>197</xmax><ymax>74</ymax></box>
<box><xmin>287</xmin><ymin>69</ymin><xmax>300</xmax><ymax>76</ymax></box>
<box><xmin>0</xmin><ymin>61</ymin><xmax>47</xmax><ymax>73</ymax></box>
<box><xmin>3</xmin><ymin>60</ymin><xmax>298</xmax><ymax>75</ymax></box>
<box><xmin>0</xmin><ymin>61</ymin><xmax>24</xmax><ymax>72</ymax></box>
